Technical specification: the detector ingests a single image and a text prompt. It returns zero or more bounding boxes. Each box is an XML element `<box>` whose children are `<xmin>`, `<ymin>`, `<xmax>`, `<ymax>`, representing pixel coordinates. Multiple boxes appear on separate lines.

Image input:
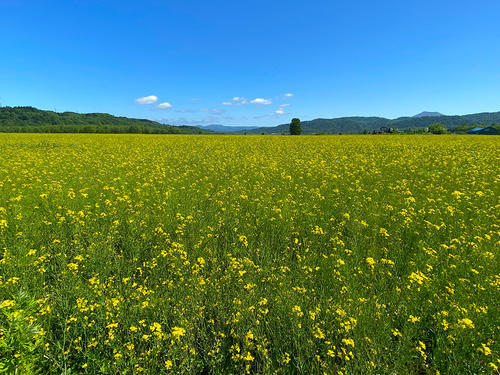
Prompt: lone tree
<box><xmin>428</xmin><ymin>123</ymin><xmax>447</xmax><ymax>134</ymax></box>
<box><xmin>290</xmin><ymin>118</ymin><xmax>302</xmax><ymax>135</ymax></box>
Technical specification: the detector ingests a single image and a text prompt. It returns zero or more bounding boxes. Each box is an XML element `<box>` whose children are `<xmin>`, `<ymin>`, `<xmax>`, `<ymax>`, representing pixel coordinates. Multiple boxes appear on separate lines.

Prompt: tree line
<box><xmin>0</xmin><ymin>124</ymin><xmax>210</xmax><ymax>134</ymax></box>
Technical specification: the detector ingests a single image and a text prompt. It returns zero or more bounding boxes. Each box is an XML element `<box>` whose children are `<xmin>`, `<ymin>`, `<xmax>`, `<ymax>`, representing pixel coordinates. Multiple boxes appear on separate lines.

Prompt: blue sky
<box><xmin>1</xmin><ymin>0</ymin><xmax>500</xmax><ymax>127</ymax></box>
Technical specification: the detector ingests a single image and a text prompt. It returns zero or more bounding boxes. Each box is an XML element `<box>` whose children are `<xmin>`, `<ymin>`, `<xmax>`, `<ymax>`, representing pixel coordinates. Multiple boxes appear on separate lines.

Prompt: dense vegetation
<box><xmin>0</xmin><ymin>106</ymin><xmax>212</xmax><ymax>134</ymax></box>
<box><xmin>428</xmin><ymin>123</ymin><xmax>448</xmax><ymax>134</ymax></box>
<box><xmin>247</xmin><ymin>112</ymin><xmax>500</xmax><ymax>134</ymax></box>
<box><xmin>0</xmin><ymin>134</ymin><xmax>498</xmax><ymax>374</ymax></box>
<box><xmin>289</xmin><ymin>118</ymin><xmax>302</xmax><ymax>135</ymax></box>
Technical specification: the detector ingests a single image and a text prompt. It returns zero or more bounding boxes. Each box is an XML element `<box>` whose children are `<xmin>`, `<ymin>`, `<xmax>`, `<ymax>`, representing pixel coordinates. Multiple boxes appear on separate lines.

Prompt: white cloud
<box><xmin>284</xmin><ymin>93</ymin><xmax>294</xmax><ymax>97</ymax></box>
<box><xmin>157</xmin><ymin>102</ymin><xmax>173</xmax><ymax>109</ymax></box>
<box><xmin>275</xmin><ymin>104</ymin><xmax>290</xmax><ymax>115</ymax></box>
<box><xmin>135</xmin><ymin>95</ymin><xmax>158</xmax><ymax>105</ymax></box>
<box><xmin>251</xmin><ymin>98</ymin><xmax>272</xmax><ymax>105</ymax></box>
<box><xmin>222</xmin><ymin>97</ymin><xmax>248</xmax><ymax>106</ymax></box>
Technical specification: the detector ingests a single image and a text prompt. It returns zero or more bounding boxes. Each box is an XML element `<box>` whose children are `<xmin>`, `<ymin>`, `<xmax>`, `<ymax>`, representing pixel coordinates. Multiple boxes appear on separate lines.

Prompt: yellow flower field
<box><xmin>0</xmin><ymin>134</ymin><xmax>498</xmax><ymax>374</ymax></box>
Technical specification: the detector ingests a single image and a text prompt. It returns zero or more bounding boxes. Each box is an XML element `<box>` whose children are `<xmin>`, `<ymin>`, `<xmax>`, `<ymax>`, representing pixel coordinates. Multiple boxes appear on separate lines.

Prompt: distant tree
<box><xmin>290</xmin><ymin>118</ymin><xmax>302</xmax><ymax>135</ymax></box>
<box><xmin>428</xmin><ymin>123</ymin><xmax>447</xmax><ymax>134</ymax></box>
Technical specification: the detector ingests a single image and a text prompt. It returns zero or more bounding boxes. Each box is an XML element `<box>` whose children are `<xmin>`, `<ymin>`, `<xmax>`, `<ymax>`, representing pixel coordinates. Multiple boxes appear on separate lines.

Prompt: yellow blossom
<box><xmin>171</xmin><ymin>326</ymin><xmax>186</xmax><ymax>339</ymax></box>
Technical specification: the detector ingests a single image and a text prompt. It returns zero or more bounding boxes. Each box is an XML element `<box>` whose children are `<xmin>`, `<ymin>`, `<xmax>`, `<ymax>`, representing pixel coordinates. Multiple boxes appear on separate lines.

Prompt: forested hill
<box><xmin>246</xmin><ymin>111</ymin><xmax>500</xmax><ymax>134</ymax></box>
<box><xmin>0</xmin><ymin>106</ymin><xmax>212</xmax><ymax>134</ymax></box>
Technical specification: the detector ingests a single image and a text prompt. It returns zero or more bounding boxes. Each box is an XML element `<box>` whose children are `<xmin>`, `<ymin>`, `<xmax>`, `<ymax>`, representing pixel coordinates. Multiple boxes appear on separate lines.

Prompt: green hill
<box><xmin>0</xmin><ymin>106</ymin><xmax>212</xmax><ymax>134</ymax></box>
<box><xmin>247</xmin><ymin>111</ymin><xmax>500</xmax><ymax>134</ymax></box>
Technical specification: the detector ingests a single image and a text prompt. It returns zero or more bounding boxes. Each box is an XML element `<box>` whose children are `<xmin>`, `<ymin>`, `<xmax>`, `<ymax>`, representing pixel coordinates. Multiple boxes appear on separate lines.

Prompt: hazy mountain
<box><xmin>199</xmin><ymin>124</ymin><xmax>258</xmax><ymax>132</ymax></box>
<box><xmin>414</xmin><ymin>111</ymin><xmax>444</xmax><ymax>117</ymax></box>
<box><xmin>246</xmin><ymin>111</ymin><xmax>500</xmax><ymax>134</ymax></box>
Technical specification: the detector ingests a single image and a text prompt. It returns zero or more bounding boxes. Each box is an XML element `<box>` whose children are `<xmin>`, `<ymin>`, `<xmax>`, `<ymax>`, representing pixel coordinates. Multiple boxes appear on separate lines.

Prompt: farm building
<box><xmin>467</xmin><ymin>127</ymin><xmax>484</xmax><ymax>134</ymax></box>
<box><xmin>467</xmin><ymin>126</ymin><xmax>500</xmax><ymax>135</ymax></box>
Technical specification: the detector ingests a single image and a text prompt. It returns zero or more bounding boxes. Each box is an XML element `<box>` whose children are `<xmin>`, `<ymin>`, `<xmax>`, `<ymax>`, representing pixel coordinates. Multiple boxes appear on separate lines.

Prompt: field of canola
<box><xmin>0</xmin><ymin>134</ymin><xmax>499</xmax><ymax>374</ymax></box>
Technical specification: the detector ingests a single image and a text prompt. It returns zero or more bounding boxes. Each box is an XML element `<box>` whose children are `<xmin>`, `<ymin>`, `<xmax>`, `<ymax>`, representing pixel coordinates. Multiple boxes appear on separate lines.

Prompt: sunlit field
<box><xmin>0</xmin><ymin>134</ymin><xmax>498</xmax><ymax>374</ymax></box>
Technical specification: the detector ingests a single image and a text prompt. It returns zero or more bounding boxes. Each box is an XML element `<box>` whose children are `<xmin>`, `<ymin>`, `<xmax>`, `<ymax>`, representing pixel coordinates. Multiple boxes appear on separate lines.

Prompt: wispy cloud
<box><xmin>157</xmin><ymin>116</ymin><xmax>225</xmax><ymax>126</ymax></box>
<box><xmin>201</xmin><ymin>108</ymin><xmax>225</xmax><ymax>114</ymax></box>
<box><xmin>157</xmin><ymin>115</ymin><xmax>251</xmax><ymax>126</ymax></box>
<box><xmin>135</xmin><ymin>95</ymin><xmax>158</xmax><ymax>105</ymax></box>
<box><xmin>284</xmin><ymin>93</ymin><xmax>294</xmax><ymax>98</ymax></box>
<box><xmin>251</xmin><ymin>98</ymin><xmax>272</xmax><ymax>105</ymax></box>
<box><xmin>253</xmin><ymin>103</ymin><xmax>290</xmax><ymax>117</ymax></box>
<box><xmin>176</xmin><ymin>108</ymin><xmax>224</xmax><ymax>114</ymax></box>
<box><xmin>222</xmin><ymin>97</ymin><xmax>248</xmax><ymax>106</ymax></box>
<box><xmin>157</xmin><ymin>102</ymin><xmax>173</xmax><ymax>109</ymax></box>
<box><xmin>176</xmin><ymin>109</ymin><xmax>197</xmax><ymax>113</ymax></box>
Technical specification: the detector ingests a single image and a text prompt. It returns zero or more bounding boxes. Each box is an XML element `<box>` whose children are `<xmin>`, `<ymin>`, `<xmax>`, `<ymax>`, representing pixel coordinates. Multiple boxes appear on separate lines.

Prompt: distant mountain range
<box><xmin>246</xmin><ymin>111</ymin><xmax>500</xmax><ymax>134</ymax></box>
<box><xmin>199</xmin><ymin>124</ymin><xmax>258</xmax><ymax>132</ymax></box>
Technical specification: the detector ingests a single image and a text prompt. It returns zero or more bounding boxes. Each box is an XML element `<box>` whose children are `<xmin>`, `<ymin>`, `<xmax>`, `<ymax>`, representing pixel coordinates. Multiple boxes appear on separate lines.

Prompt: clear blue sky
<box><xmin>1</xmin><ymin>0</ymin><xmax>500</xmax><ymax>127</ymax></box>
